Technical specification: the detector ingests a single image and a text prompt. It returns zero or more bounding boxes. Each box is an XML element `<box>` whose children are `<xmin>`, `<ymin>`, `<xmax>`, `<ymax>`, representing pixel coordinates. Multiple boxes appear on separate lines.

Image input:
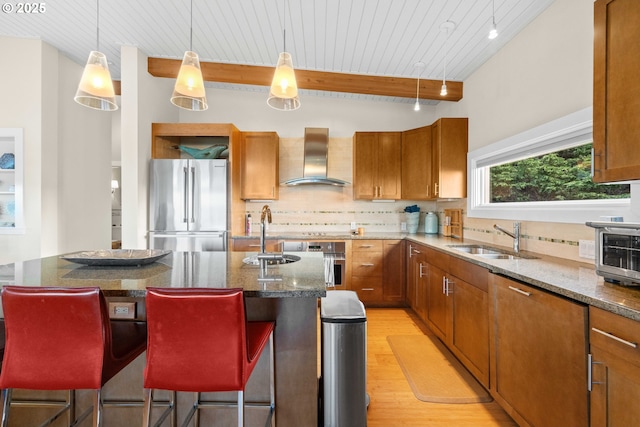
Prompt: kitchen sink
<box><xmin>447</xmin><ymin>244</ymin><xmax>536</xmax><ymax>260</ymax></box>
<box><xmin>242</xmin><ymin>253</ymin><xmax>301</xmax><ymax>266</ymax></box>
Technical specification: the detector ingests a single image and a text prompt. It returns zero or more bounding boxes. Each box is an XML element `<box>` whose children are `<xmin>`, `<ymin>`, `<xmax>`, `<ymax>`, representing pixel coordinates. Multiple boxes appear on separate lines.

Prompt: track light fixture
<box><xmin>489</xmin><ymin>0</ymin><xmax>498</xmax><ymax>40</ymax></box>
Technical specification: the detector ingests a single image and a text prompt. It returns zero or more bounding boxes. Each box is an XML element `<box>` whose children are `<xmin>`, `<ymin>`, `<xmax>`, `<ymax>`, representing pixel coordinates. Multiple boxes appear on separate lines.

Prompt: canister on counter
<box><xmin>425</xmin><ymin>212</ymin><xmax>438</xmax><ymax>234</ymax></box>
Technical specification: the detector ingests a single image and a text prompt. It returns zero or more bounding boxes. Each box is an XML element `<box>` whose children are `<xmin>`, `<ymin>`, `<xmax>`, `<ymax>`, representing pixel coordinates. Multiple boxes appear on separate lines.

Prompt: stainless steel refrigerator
<box><xmin>148</xmin><ymin>159</ymin><xmax>228</xmax><ymax>251</ymax></box>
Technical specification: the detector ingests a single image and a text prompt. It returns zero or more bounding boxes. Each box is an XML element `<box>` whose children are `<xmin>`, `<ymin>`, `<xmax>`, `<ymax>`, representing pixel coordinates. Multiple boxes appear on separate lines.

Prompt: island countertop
<box><xmin>3</xmin><ymin>251</ymin><xmax>327</xmax><ymax>298</ymax></box>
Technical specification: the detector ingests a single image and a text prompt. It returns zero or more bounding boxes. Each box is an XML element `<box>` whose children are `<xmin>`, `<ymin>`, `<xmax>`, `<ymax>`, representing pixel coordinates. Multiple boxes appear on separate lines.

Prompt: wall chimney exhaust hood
<box><xmin>282</xmin><ymin>127</ymin><xmax>350</xmax><ymax>186</ymax></box>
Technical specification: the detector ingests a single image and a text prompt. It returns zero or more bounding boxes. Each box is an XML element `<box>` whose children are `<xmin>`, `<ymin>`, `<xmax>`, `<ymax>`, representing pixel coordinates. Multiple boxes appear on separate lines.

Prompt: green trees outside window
<box><xmin>490</xmin><ymin>143</ymin><xmax>630</xmax><ymax>203</ymax></box>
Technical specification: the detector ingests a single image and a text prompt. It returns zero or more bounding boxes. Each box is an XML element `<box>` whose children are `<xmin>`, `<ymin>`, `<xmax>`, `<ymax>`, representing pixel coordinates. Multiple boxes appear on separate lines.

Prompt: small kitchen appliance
<box><xmin>586</xmin><ymin>221</ymin><xmax>640</xmax><ymax>286</ymax></box>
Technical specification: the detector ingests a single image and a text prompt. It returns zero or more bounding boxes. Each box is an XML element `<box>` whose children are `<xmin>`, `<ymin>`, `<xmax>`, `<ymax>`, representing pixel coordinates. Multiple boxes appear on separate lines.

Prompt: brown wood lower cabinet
<box><xmin>351</xmin><ymin>239</ymin><xmax>405</xmax><ymax>306</ymax></box>
<box><xmin>589</xmin><ymin>306</ymin><xmax>640</xmax><ymax>427</ymax></box>
<box><xmin>489</xmin><ymin>274</ymin><xmax>588</xmax><ymax>427</ymax></box>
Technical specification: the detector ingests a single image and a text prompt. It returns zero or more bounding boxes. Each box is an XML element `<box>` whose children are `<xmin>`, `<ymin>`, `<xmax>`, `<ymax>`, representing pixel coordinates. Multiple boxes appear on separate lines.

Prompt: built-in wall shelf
<box><xmin>0</xmin><ymin>128</ymin><xmax>24</xmax><ymax>234</ymax></box>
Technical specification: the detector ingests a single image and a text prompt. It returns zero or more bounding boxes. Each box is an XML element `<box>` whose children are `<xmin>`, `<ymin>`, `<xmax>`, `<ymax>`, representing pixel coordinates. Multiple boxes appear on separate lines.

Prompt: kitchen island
<box><xmin>1</xmin><ymin>251</ymin><xmax>326</xmax><ymax>426</ymax></box>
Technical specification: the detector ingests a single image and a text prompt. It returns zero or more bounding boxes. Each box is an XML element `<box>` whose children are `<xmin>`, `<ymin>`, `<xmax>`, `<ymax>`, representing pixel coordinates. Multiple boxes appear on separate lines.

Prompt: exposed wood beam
<box><xmin>147</xmin><ymin>57</ymin><xmax>462</xmax><ymax>102</ymax></box>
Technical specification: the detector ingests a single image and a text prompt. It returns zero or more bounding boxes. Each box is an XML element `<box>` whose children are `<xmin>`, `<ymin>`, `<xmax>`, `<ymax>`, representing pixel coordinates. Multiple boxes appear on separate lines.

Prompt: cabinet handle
<box><xmin>359</xmin><ymin>245</ymin><xmax>374</xmax><ymax>248</ymax></box>
<box><xmin>419</xmin><ymin>263</ymin><xmax>426</xmax><ymax>278</ymax></box>
<box><xmin>361</xmin><ymin>288</ymin><xmax>375</xmax><ymax>291</ymax></box>
<box><xmin>445</xmin><ymin>278</ymin><xmax>453</xmax><ymax>296</ymax></box>
<box><xmin>434</xmin><ymin>182</ymin><xmax>439</xmax><ymax>196</ymax></box>
<box><xmin>508</xmin><ymin>285</ymin><xmax>531</xmax><ymax>297</ymax></box>
<box><xmin>587</xmin><ymin>353</ymin><xmax>604</xmax><ymax>392</ymax></box>
<box><xmin>360</xmin><ymin>263</ymin><xmax>375</xmax><ymax>267</ymax></box>
<box><xmin>409</xmin><ymin>244</ymin><xmax>414</xmax><ymax>257</ymax></box>
<box><xmin>591</xmin><ymin>327</ymin><xmax>638</xmax><ymax>348</ymax></box>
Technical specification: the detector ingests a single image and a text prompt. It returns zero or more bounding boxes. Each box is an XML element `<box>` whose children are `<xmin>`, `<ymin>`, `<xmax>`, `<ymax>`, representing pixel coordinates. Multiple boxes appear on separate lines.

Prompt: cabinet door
<box><xmin>406</xmin><ymin>243</ymin><xmax>420</xmax><ymax>310</ymax></box>
<box><xmin>383</xmin><ymin>240</ymin><xmax>405</xmax><ymax>303</ymax></box>
<box><xmin>431</xmin><ymin>118</ymin><xmax>468</xmax><ymax>199</ymax></box>
<box><xmin>240</xmin><ymin>132</ymin><xmax>279</xmax><ymax>200</ymax></box>
<box><xmin>490</xmin><ymin>274</ymin><xmax>588</xmax><ymax>427</ymax></box>
<box><xmin>589</xmin><ymin>306</ymin><xmax>640</xmax><ymax>426</ymax></box>
<box><xmin>353</xmin><ymin>132</ymin><xmax>378</xmax><ymax>199</ymax></box>
<box><xmin>401</xmin><ymin>126</ymin><xmax>432</xmax><ymax>200</ymax></box>
<box><xmin>377</xmin><ymin>132</ymin><xmax>402</xmax><ymax>199</ymax></box>
<box><xmin>449</xmin><ymin>276</ymin><xmax>489</xmax><ymax>388</ymax></box>
<box><xmin>593</xmin><ymin>0</ymin><xmax>640</xmax><ymax>182</ymax></box>
<box><xmin>427</xmin><ymin>263</ymin><xmax>448</xmax><ymax>342</ymax></box>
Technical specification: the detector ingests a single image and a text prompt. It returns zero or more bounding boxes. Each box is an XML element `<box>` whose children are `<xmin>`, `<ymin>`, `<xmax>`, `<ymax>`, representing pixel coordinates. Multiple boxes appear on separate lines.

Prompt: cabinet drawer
<box><xmin>351</xmin><ymin>276</ymin><xmax>383</xmax><ymax>302</ymax></box>
<box><xmin>590</xmin><ymin>306</ymin><xmax>640</xmax><ymax>367</ymax></box>
<box><xmin>232</xmin><ymin>239</ymin><xmax>282</xmax><ymax>252</ymax></box>
<box><xmin>352</xmin><ymin>252</ymin><xmax>383</xmax><ymax>276</ymax></box>
<box><xmin>352</xmin><ymin>240</ymin><xmax>383</xmax><ymax>252</ymax></box>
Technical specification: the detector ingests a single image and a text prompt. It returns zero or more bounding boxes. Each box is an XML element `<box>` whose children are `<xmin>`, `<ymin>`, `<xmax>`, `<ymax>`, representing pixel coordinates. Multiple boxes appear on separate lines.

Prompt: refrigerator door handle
<box><xmin>183</xmin><ymin>166</ymin><xmax>189</xmax><ymax>223</ymax></box>
<box><xmin>190</xmin><ymin>166</ymin><xmax>197</xmax><ymax>223</ymax></box>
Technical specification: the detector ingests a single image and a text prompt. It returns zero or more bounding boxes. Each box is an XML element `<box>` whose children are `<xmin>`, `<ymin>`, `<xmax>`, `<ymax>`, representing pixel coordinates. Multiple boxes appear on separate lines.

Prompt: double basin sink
<box><xmin>447</xmin><ymin>244</ymin><xmax>536</xmax><ymax>260</ymax></box>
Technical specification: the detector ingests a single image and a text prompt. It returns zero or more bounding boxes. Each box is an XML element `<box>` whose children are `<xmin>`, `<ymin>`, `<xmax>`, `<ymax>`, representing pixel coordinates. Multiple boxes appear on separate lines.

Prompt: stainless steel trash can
<box><xmin>321</xmin><ymin>290</ymin><xmax>367</xmax><ymax>427</ymax></box>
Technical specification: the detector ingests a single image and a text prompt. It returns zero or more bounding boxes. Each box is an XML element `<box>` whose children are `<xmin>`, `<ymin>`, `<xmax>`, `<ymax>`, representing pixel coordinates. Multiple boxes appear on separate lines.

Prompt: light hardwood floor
<box><xmin>363</xmin><ymin>308</ymin><xmax>517</xmax><ymax>427</ymax></box>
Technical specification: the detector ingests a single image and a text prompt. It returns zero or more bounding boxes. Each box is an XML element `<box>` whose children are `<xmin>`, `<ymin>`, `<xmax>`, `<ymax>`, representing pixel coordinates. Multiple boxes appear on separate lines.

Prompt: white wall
<box><xmin>0</xmin><ymin>36</ymin><xmax>113</xmax><ymax>264</ymax></box>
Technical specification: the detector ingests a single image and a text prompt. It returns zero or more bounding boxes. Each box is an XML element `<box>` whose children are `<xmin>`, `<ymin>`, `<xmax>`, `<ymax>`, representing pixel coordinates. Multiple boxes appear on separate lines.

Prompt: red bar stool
<box><xmin>142</xmin><ymin>288</ymin><xmax>275</xmax><ymax>427</ymax></box>
<box><xmin>0</xmin><ymin>286</ymin><xmax>147</xmax><ymax>426</ymax></box>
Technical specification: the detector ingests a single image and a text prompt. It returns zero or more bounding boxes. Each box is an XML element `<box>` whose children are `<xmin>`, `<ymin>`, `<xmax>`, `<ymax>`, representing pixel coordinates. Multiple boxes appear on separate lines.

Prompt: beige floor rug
<box><xmin>387</xmin><ymin>335</ymin><xmax>492</xmax><ymax>404</ymax></box>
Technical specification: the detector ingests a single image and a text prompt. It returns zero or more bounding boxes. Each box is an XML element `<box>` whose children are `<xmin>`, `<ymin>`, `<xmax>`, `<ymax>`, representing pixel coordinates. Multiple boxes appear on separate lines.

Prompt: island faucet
<box><xmin>259</xmin><ymin>204</ymin><xmax>272</xmax><ymax>254</ymax></box>
<box><xmin>494</xmin><ymin>222</ymin><xmax>520</xmax><ymax>253</ymax></box>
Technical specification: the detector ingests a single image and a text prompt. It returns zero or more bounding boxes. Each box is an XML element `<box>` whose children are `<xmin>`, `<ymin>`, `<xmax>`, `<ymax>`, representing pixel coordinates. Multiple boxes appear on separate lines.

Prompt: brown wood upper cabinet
<box><xmin>401</xmin><ymin>126</ymin><xmax>432</xmax><ymax>199</ymax></box>
<box><xmin>240</xmin><ymin>132</ymin><xmax>279</xmax><ymax>200</ymax></box>
<box><xmin>593</xmin><ymin>0</ymin><xmax>640</xmax><ymax>182</ymax></box>
<box><xmin>401</xmin><ymin>118</ymin><xmax>467</xmax><ymax>200</ymax></box>
<box><xmin>353</xmin><ymin>132</ymin><xmax>402</xmax><ymax>200</ymax></box>
<box><xmin>431</xmin><ymin>118</ymin><xmax>468</xmax><ymax>199</ymax></box>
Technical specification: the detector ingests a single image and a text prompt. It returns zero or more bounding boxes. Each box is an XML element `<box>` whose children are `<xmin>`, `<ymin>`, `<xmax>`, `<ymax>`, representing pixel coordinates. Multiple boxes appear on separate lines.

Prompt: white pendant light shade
<box><xmin>488</xmin><ymin>21</ymin><xmax>498</xmax><ymax>39</ymax></box>
<box><xmin>74</xmin><ymin>51</ymin><xmax>118</xmax><ymax>111</ymax></box>
<box><xmin>440</xmin><ymin>83</ymin><xmax>448</xmax><ymax>96</ymax></box>
<box><xmin>171</xmin><ymin>51</ymin><xmax>208</xmax><ymax>111</ymax></box>
<box><xmin>267</xmin><ymin>52</ymin><xmax>300</xmax><ymax>110</ymax></box>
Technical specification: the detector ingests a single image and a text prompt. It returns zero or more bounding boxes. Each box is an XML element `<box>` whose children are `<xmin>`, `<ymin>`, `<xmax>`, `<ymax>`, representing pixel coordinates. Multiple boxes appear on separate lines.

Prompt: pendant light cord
<box><xmin>282</xmin><ymin>0</ymin><xmax>287</xmax><ymax>53</ymax></box>
<box><xmin>96</xmin><ymin>0</ymin><xmax>100</xmax><ymax>51</ymax></box>
<box><xmin>189</xmin><ymin>0</ymin><xmax>193</xmax><ymax>51</ymax></box>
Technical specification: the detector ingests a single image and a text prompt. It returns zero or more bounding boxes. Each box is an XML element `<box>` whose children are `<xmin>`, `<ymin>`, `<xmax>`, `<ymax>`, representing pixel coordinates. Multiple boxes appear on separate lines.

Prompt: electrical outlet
<box><xmin>401</xmin><ymin>222</ymin><xmax>407</xmax><ymax>231</ymax></box>
<box><xmin>350</xmin><ymin>221</ymin><xmax>356</xmax><ymax>230</ymax></box>
<box><xmin>108</xmin><ymin>302</ymin><xmax>136</xmax><ymax>319</ymax></box>
<box><xmin>579</xmin><ymin>240</ymin><xmax>595</xmax><ymax>260</ymax></box>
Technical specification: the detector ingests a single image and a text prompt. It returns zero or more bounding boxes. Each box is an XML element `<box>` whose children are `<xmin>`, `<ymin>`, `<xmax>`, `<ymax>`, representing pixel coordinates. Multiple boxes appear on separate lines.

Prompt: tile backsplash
<box><xmin>245</xmin><ymin>137</ymin><xmax>595</xmax><ymax>264</ymax></box>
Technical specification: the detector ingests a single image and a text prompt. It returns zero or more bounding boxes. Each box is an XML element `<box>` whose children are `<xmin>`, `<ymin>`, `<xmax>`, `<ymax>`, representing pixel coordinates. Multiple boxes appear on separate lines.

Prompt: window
<box><xmin>468</xmin><ymin>107</ymin><xmax>635</xmax><ymax>224</ymax></box>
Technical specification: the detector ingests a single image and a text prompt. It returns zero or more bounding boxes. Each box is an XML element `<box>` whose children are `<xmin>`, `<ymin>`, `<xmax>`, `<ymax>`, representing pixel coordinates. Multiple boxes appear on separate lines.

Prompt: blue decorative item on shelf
<box><xmin>0</xmin><ymin>153</ymin><xmax>15</xmax><ymax>169</ymax></box>
<box><xmin>178</xmin><ymin>145</ymin><xmax>227</xmax><ymax>159</ymax></box>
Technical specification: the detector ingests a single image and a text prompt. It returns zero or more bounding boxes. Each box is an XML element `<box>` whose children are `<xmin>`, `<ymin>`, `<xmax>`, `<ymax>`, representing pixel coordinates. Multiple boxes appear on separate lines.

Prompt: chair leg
<box><xmin>237</xmin><ymin>390</ymin><xmax>244</xmax><ymax>427</ymax></box>
<box><xmin>68</xmin><ymin>389</ymin><xmax>75</xmax><ymax>426</ymax></box>
<box><xmin>1</xmin><ymin>389</ymin><xmax>11</xmax><ymax>427</ymax></box>
<box><xmin>193</xmin><ymin>392</ymin><xmax>200</xmax><ymax>427</ymax></box>
<box><xmin>269</xmin><ymin>332</ymin><xmax>276</xmax><ymax>427</ymax></box>
<box><xmin>92</xmin><ymin>389</ymin><xmax>101</xmax><ymax>427</ymax></box>
<box><xmin>142</xmin><ymin>389</ymin><xmax>152</xmax><ymax>427</ymax></box>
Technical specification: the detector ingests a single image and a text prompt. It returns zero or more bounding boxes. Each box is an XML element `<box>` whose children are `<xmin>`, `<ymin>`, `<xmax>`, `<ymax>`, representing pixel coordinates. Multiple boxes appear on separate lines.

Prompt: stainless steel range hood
<box><xmin>282</xmin><ymin>127</ymin><xmax>350</xmax><ymax>186</ymax></box>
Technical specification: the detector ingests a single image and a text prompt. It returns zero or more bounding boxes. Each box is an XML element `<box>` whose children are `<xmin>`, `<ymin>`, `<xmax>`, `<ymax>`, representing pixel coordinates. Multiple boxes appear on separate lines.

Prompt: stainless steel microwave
<box><xmin>586</xmin><ymin>221</ymin><xmax>640</xmax><ymax>286</ymax></box>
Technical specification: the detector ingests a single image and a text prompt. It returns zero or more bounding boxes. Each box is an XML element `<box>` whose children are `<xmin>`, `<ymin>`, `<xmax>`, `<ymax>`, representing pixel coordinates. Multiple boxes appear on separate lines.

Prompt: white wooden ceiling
<box><xmin>0</xmin><ymin>0</ymin><xmax>555</xmax><ymax>103</ymax></box>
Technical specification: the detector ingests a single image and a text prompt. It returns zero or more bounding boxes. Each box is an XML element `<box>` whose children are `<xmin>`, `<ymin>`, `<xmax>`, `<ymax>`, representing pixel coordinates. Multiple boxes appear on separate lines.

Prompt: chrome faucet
<box><xmin>494</xmin><ymin>222</ymin><xmax>520</xmax><ymax>253</ymax></box>
<box><xmin>259</xmin><ymin>205</ymin><xmax>272</xmax><ymax>254</ymax></box>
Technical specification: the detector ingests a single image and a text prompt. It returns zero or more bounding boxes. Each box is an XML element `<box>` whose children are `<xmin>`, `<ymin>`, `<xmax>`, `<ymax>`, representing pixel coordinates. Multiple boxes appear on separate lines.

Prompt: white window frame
<box><xmin>467</xmin><ymin>107</ymin><xmax>635</xmax><ymax>224</ymax></box>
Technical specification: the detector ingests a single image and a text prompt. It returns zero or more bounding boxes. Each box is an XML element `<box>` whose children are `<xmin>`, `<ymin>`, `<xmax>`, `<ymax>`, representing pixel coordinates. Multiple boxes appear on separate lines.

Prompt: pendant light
<box><xmin>267</xmin><ymin>0</ymin><xmax>300</xmax><ymax>111</ymax></box>
<box><xmin>413</xmin><ymin>62</ymin><xmax>424</xmax><ymax>112</ymax></box>
<box><xmin>171</xmin><ymin>0</ymin><xmax>208</xmax><ymax>111</ymax></box>
<box><xmin>74</xmin><ymin>0</ymin><xmax>118</xmax><ymax>111</ymax></box>
<box><xmin>488</xmin><ymin>0</ymin><xmax>499</xmax><ymax>40</ymax></box>
<box><xmin>439</xmin><ymin>21</ymin><xmax>455</xmax><ymax>98</ymax></box>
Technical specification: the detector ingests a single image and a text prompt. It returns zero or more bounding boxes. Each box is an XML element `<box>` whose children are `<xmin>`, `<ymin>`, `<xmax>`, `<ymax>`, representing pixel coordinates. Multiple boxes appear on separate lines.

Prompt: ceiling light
<box><xmin>489</xmin><ymin>0</ymin><xmax>499</xmax><ymax>40</ymax></box>
<box><xmin>74</xmin><ymin>0</ymin><xmax>118</xmax><ymax>111</ymax></box>
<box><xmin>440</xmin><ymin>21</ymin><xmax>455</xmax><ymax>98</ymax></box>
<box><xmin>267</xmin><ymin>0</ymin><xmax>300</xmax><ymax>111</ymax></box>
<box><xmin>171</xmin><ymin>0</ymin><xmax>207</xmax><ymax>111</ymax></box>
<box><xmin>413</xmin><ymin>62</ymin><xmax>424</xmax><ymax>112</ymax></box>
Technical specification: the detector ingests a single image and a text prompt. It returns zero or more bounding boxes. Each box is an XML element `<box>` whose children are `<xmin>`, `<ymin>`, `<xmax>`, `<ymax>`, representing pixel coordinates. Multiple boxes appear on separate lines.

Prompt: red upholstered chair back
<box><xmin>144</xmin><ymin>288</ymin><xmax>248</xmax><ymax>392</ymax></box>
<box><xmin>0</xmin><ymin>286</ymin><xmax>108</xmax><ymax>390</ymax></box>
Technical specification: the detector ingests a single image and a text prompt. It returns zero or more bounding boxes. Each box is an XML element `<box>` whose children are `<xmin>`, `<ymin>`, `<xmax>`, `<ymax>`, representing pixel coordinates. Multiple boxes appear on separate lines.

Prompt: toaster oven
<box><xmin>586</xmin><ymin>221</ymin><xmax>640</xmax><ymax>286</ymax></box>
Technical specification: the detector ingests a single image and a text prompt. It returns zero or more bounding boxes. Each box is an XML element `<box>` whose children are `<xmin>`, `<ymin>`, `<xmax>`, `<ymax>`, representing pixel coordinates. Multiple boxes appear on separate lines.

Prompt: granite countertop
<box><xmin>5</xmin><ymin>251</ymin><xmax>327</xmax><ymax>298</ymax></box>
<box><xmin>233</xmin><ymin>231</ymin><xmax>640</xmax><ymax>322</ymax></box>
